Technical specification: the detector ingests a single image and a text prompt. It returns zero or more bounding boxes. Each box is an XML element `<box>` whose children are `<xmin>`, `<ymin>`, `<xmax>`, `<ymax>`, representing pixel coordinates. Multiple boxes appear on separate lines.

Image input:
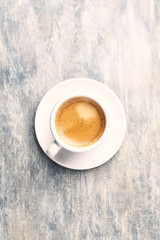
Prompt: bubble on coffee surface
<box><xmin>76</xmin><ymin>102</ymin><xmax>98</xmax><ymax>120</ymax></box>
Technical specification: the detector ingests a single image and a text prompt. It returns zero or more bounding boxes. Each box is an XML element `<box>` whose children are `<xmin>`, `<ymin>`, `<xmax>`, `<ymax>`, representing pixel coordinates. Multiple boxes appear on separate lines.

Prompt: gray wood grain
<box><xmin>1</xmin><ymin>0</ymin><xmax>160</xmax><ymax>239</ymax></box>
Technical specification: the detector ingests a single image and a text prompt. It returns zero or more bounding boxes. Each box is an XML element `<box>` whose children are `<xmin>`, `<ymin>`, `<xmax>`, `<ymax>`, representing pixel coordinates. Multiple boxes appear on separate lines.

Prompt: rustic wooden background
<box><xmin>1</xmin><ymin>0</ymin><xmax>160</xmax><ymax>239</ymax></box>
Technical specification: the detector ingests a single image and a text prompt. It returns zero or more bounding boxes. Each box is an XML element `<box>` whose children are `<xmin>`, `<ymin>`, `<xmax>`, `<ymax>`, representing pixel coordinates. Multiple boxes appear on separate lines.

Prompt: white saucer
<box><xmin>35</xmin><ymin>78</ymin><xmax>126</xmax><ymax>170</ymax></box>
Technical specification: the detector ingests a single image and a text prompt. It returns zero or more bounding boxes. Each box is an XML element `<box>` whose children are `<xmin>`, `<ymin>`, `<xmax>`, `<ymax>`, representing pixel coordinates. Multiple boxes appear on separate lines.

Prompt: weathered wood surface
<box><xmin>1</xmin><ymin>0</ymin><xmax>160</xmax><ymax>239</ymax></box>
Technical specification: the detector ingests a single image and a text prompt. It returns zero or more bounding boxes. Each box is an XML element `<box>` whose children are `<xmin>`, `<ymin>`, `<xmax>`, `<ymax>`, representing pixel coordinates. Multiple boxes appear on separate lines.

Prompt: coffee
<box><xmin>55</xmin><ymin>97</ymin><xmax>106</xmax><ymax>147</ymax></box>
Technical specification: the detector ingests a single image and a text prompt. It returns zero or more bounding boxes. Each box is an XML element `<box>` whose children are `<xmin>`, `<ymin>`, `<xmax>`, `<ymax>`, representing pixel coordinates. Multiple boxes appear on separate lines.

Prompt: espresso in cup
<box><xmin>55</xmin><ymin>97</ymin><xmax>106</xmax><ymax>147</ymax></box>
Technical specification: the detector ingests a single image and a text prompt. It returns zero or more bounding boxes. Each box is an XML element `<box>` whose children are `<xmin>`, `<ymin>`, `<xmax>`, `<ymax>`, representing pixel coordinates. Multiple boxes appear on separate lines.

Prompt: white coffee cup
<box><xmin>46</xmin><ymin>94</ymin><xmax>108</xmax><ymax>158</ymax></box>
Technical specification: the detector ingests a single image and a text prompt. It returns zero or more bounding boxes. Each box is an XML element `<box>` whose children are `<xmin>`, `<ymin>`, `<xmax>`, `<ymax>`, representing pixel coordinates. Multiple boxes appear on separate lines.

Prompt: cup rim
<box><xmin>50</xmin><ymin>94</ymin><xmax>108</xmax><ymax>152</ymax></box>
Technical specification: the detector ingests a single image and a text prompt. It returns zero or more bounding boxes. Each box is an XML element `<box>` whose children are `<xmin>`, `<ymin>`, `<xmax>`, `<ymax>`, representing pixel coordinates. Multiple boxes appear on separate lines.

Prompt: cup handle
<box><xmin>46</xmin><ymin>141</ymin><xmax>62</xmax><ymax>158</ymax></box>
